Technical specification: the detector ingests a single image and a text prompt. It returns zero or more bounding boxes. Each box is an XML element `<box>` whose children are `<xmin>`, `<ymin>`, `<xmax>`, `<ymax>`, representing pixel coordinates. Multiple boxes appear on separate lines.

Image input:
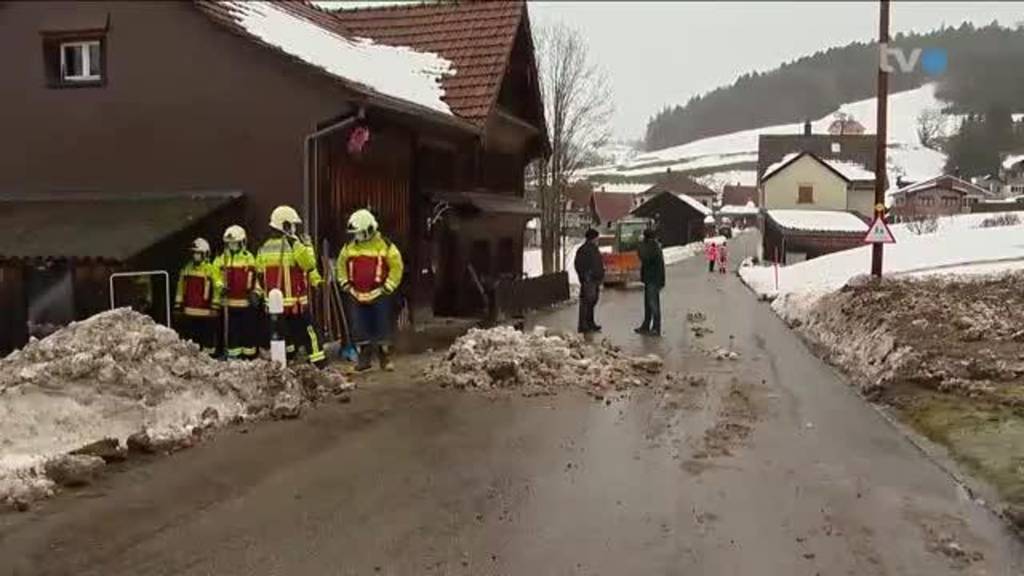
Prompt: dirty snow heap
<box><xmin>424</xmin><ymin>326</ymin><xmax>664</xmax><ymax>397</ymax></box>
<box><xmin>0</xmin><ymin>309</ymin><xmax>350</xmax><ymax>509</ymax></box>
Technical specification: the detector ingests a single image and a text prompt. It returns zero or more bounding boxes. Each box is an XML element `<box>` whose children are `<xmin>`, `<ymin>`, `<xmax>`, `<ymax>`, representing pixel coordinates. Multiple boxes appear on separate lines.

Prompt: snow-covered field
<box><xmin>739</xmin><ymin>213</ymin><xmax>1024</xmax><ymax>322</ymax></box>
<box><xmin>582</xmin><ymin>83</ymin><xmax>952</xmax><ymax>188</ymax></box>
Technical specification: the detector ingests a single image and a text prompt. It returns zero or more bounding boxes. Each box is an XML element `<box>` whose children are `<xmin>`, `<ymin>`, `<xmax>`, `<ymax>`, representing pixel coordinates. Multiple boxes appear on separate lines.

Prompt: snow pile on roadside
<box><xmin>423</xmin><ymin>326</ymin><xmax>663</xmax><ymax>398</ymax></box>
<box><xmin>0</xmin><ymin>309</ymin><xmax>351</xmax><ymax>509</ymax></box>
<box><xmin>739</xmin><ymin>220</ymin><xmax>1024</xmax><ymax>322</ymax></box>
<box><xmin>797</xmin><ymin>273</ymin><xmax>1024</xmax><ymax>400</ymax></box>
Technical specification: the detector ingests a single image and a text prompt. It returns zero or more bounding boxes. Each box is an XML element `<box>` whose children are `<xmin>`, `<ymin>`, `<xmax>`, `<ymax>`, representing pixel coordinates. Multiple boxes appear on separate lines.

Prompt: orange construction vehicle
<box><xmin>598</xmin><ymin>217</ymin><xmax>650</xmax><ymax>286</ymax></box>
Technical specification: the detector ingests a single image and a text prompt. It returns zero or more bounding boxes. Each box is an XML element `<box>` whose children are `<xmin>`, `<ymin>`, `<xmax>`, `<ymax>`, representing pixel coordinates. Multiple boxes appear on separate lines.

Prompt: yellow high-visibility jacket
<box><xmin>213</xmin><ymin>249</ymin><xmax>260</xmax><ymax>308</ymax></box>
<box><xmin>256</xmin><ymin>236</ymin><xmax>322</xmax><ymax>314</ymax></box>
<box><xmin>337</xmin><ymin>233</ymin><xmax>403</xmax><ymax>303</ymax></box>
<box><xmin>175</xmin><ymin>260</ymin><xmax>223</xmax><ymax>317</ymax></box>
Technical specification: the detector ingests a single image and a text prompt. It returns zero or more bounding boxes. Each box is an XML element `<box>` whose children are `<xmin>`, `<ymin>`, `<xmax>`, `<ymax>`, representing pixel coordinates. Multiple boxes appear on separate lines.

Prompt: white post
<box><xmin>267</xmin><ymin>288</ymin><xmax>287</xmax><ymax>368</ymax></box>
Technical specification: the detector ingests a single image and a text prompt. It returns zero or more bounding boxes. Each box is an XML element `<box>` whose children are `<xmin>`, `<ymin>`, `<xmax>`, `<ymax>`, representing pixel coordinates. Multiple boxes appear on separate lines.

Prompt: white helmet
<box><xmin>269</xmin><ymin>205</ymin><xmax>302</xmax><ymax>233</ymax></box>
<box><xmin>223</xmin><ymin>225</ymin><xmax>247</xmax><ymax>243</ymax></box>
<box><xmin>347</xmin><ymin>209</ymin><xmax>378</xmax><ymax>242</ymax></box>
<box><xmin>190</xmin><ymin>237</ymin><xmax>211</xmax><ymax>255</ymax></box>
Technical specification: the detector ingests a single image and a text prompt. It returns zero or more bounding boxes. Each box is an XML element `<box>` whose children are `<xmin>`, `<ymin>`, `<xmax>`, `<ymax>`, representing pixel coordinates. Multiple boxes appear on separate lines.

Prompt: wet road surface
<box><xmin>2</xmin><ymin>232</ymin><xmax>1022</xmax><ymax>575</ymax></box>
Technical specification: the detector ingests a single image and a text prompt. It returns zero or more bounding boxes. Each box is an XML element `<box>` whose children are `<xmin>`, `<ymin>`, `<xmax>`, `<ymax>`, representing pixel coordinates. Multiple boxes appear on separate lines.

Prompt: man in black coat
<box><xmin>574</xmin><ymin>228</ymin><xmax>605</xmax><ymax>333</ymax></box>
<box><xmin>635</xmin><ymin>228</ymin><xmax>665</xmax><ymax>336</ymax></box>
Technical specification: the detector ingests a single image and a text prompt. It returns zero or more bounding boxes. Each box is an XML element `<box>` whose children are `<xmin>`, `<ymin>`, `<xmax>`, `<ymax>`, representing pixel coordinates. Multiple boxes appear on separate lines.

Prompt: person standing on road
<box><xmin>718</xmin><ymin>240</ymin><xmax>729</xmax><ymax>274</ymax></box>
<box><xmin>337</xmin><ymin>209</ymin><xmax>404</xmax><ymax>372</ymax></box>
<box><xmin>574</xmin><ymin>228</ymin><xmax>605</xmax><ymax>334</ymax></box>
<box><xmin>705</xmin><ymin>239</ymin><xmax>719</xmax><ymax>274</ymax></box>
<box><xmin>634</xmin><ymin>229</ymin><xmax>665</xmax><ymax>336</ymax></box>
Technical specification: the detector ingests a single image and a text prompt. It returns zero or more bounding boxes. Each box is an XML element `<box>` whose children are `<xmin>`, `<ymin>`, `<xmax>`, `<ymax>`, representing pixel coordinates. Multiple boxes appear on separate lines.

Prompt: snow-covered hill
<box><xmin>583</xmin><ymin>84</ymin><xmax>956</xmax><ymax>190</ymax></box>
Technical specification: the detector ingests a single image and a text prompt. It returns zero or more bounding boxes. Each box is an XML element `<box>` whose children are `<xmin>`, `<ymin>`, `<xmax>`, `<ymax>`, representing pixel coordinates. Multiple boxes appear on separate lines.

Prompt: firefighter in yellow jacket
<box><xmin>214</xmin><ymin>225</ymin><xmax>261</xmax><ymax>360</ymax></box>
<box><xmin>175</xmin><ymin>238</ymin><xmax>222</xmax><ymax>356</ymax></box>
<box><xmin>256</xmin><ymin>205</ymin><xmax>326</xmax><ymax>367</ymax></box>
<box><xmin>337</xmin><ymin>209</ymin><xmax>403</xmax><ymax>371</ymax></box>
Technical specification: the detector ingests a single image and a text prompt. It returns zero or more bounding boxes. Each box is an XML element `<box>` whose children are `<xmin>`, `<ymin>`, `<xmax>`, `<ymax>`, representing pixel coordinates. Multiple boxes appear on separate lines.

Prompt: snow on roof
<box><xmin>225</xmin><ymin>1</ymin><xmax>454</xmax><ymax>115</ymax></box>
<box><xmin>721</xmin><ymin>202</ymin><xmax>760</xmax><ymax>216</ymax></box>
<box><xmin>676</xmin><ymin>193</ymin><xmax>713</xmax><ymax>216</ymax></box>
<box><xmin>1002</xmin><ymin>154</ymin><xmax>1024</xmax><ymax>171</ymax></box>
<box><xmin>594</xmin><ymin>183</ymin><xmax>649</xmax><ymax>195</ymax></box>
<box><xmin>825</xmin><ymin>159</ymin><xmax>875</xmax><ymax>181</ymax></box>
<box><xmin>767</xmin><ymin>210</ymin><xmax>868</xmax><ymax>233</ymax></box>
<box><xmin>763</xmin><ymin>152</ymin><xmax>801</xmax><ymax>180</ymax></box>
<box><xmin>703</xmin><ymin>215</ymin><xmax>715</xmax><ymax>224</ymax></box>
<box><xmin>312</xmin><ymin>1</ymin><xmax>429</xmax><ymax>10</ymax></box>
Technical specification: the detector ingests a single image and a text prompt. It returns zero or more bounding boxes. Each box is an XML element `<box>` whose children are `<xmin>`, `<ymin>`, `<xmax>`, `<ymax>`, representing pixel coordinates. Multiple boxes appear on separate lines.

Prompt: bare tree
<box><xmin>533</xmin><ymin>23</ymin><xmax>613</xmax><ymax>274</ymax></box>
<box><xmin>916</xmin><ymin>107</ymin><xmax>948</xmax><ymax>150</ymax></box>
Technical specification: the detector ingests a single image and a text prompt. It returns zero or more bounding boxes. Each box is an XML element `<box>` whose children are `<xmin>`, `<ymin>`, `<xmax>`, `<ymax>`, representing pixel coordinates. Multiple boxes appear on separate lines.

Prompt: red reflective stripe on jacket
<box><xmin>182</xmin><ymin>275</ymin><xmax>212</xmax><ymax>311</ymax></box>
<box><xmin>222</xmin><ymin>267</ymin><xmax>252</xmax><ymax>301</ymax></box>
<box><xmin>347</xmin><ymin>254</ymin><xmax>388</xmax><ymax>293</ymax></box>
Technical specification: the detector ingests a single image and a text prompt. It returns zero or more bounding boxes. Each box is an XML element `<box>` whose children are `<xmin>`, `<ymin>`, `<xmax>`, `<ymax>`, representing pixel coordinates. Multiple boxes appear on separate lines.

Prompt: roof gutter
<box><xmin>303</xmin><ymin>108</ymin><xmax>366</xmax><ymax>244</ymax></box>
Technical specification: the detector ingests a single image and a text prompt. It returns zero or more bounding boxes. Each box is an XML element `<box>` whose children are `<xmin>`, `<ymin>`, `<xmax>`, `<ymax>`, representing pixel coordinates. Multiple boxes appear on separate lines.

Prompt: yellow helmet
<box><xmin>190</xmin><ymin>237</ymin><xmax>211</xmax><ymax>255</ymax></box>
<box><xmin>269</xmin><ymin>205</ymin><xmax>302</xmax><ymax>233</ymax></box>
<box><xmin>347</xmin><ymin>209</ymin><xmax>378</xmax><ymax>241</ymax></box>
<box><xmin>223</xmin><ymin>225</ymin><xmax>247</xmax><ymax>243</ymax></box>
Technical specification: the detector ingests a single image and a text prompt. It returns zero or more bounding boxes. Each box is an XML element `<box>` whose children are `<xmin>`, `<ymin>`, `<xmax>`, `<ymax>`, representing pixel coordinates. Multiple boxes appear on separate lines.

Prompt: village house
<box><xmin>756</xmin><ymin>127</ymin><xmax>878</xmax><ymax>263</ymax></box>
<box><xmin>0</xmin><ymin>0</ymin><xmax>549</xmax><ymax>350</ymax></box>
<box><xmin>759</xmin><ymin>151</ymin><xmax>876</xmax><ymax>218</ymax></box>
<box><xmin>1000</xmin><ymin>154</ymin><xmax>1024</xmax><ymax>198</ymax></box>
<box><xmin>889</xmin><ymin>174</ymin><xmax>995</xmax><ymax>220</ymax></box>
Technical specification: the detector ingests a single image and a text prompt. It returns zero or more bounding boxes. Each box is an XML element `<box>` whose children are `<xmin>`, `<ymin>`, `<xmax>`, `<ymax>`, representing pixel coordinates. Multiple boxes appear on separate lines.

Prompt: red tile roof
<box><xmin>323</xmin><ymin>0</ymin><xmax>526</xmax><ymax>126</ymax></box>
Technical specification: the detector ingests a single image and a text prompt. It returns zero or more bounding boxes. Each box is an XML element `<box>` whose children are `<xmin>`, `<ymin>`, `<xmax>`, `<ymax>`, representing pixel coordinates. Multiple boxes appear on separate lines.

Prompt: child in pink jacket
<box><xmin>718</xmin><ymin>241</ymin><xmax>728</xmax><ymax>274</ymax></box>
<box><xmin>705</xmin><ymin>241</ymin><xmax>718</xmax><ymax>274</ymax></box>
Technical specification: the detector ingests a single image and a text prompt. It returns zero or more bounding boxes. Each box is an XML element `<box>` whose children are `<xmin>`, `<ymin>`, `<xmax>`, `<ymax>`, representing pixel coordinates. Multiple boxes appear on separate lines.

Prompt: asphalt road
<box><xmin>2</xmin><ymin>232</ymin><xmax>1022</xmax><ymax>575</ymax></box>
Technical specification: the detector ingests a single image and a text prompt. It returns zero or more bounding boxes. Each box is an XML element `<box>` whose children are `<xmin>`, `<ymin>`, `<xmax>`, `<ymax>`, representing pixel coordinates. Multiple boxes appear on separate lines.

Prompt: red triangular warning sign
<box><xmin>864</xmin><ymin>216</ymin><xmax>895</xmax><ymax>244</ymax></box>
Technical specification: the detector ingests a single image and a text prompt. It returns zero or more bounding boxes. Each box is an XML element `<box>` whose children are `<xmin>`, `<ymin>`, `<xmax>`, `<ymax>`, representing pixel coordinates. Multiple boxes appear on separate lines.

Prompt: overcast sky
<box><xmin>528</xmin><ymin>1</ymin><xmax>1024</xmax><ymax>140</ymax></box>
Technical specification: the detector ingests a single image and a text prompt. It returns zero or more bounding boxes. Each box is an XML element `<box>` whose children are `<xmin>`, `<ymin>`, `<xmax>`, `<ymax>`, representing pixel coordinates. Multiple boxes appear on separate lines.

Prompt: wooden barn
<box><xmin>0</xmin><ymin>1</ymin><xmax>550</xmax><ymax>349</ymax></box>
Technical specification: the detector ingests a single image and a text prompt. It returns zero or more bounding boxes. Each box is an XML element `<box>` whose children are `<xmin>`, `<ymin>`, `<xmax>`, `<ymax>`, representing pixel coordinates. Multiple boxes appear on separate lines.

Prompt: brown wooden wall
<box><xmin>0</xmin><ymin>1</ymin><xmax>358</xmax><ymax>242</ymax></box>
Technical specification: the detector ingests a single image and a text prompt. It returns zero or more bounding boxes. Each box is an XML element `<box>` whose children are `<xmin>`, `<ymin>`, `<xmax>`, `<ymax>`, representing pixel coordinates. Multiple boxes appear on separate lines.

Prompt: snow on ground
<box><xmin>422</xmin><ymin>326</ymin><xmax>663</xmax><ymax>398</ymax></box>
<box><xmin>225</xmin><ymin>1</ymin><xmax>453</xmax><ymax>115</ymax></box>
<box><xmin>740</xmin><ymin>218</ymin><xmax>1024</xmax><ymax>322</ymax></box>
<box><xmin>695</xmin><ymin>170</ymin><xmax>758</xmax><ymax>190</ymax></box>
<box><xmin>0</xmin><ymin>309</ymin><xmax>350</xmax><ymax>508</ymax></box>
<box><xmin>889</xmin><ymin>211</ymin><xmax>1022</xmax><ymax>241</ymax></box>
<box><xmin>767</xmin><ymin>210</ymin><xmax>868</xmax><ymax>233</ymax></box>
<box><xmin>581</xmin><ymin>83</ymin><xmax>952</xmax><ymax>186</ymax></box>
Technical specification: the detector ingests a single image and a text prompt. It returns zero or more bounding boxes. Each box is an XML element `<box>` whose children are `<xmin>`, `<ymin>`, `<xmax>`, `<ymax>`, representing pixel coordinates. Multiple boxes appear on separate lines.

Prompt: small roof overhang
<box><xmin>432</xmin><ymin>190</ymin><xmax>539</xmax><ymax>217</ymax></box>
<box><xmin>0</xmin><ymin>191</ymin><xmax>242</xmax><ymax>263</ymax></box>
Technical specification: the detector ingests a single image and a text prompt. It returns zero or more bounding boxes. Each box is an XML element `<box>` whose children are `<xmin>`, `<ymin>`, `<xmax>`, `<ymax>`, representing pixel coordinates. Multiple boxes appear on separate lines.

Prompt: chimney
<box><xmin>803</xmin><ymin>120</ymin><xmax>812</xmax><ymax>136</ymax></box>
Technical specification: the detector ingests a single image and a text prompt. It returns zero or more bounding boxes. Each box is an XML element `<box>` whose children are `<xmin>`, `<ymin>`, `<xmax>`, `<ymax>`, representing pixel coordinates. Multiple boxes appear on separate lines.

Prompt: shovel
<box><xmin>320</xmin><ymin>246</ymin><xmax>358</xmax><ymax>363</ymax></box>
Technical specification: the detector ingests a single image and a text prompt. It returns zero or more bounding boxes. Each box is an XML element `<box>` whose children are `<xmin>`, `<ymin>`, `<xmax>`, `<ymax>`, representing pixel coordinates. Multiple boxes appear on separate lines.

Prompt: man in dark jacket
<box><xmin>574</xmin><ymin>228</ymin><xmax>605</xmax><ymax>333</ymax></box>
<box><xmin>635</xmin><ymin>228</ymin><xmax>665</xmax><ymax>336</ymax></box>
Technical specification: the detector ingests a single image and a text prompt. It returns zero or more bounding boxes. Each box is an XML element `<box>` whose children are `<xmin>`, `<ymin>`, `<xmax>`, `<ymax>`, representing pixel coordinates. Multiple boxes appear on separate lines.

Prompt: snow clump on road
<box><xmin>423</xmin><ymin>326</ymin><xmax>663</xmax><ymax>398</ymax></box>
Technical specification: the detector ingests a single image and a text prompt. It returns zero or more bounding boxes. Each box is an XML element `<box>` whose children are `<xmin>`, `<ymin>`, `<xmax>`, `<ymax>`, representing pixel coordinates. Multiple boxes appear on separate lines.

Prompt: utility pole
<box><xmin>871</xmin><ymin>0</ymin><xmax>890</xmax><ymax>277</ymax></box>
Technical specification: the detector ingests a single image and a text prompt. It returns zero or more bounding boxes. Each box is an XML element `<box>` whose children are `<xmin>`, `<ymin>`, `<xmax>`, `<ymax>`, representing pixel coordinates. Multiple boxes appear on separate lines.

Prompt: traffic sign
<box><xmin>864</xmin><ymin>216</ymin><xmax>895</xmax><ymax>244</ymax></box>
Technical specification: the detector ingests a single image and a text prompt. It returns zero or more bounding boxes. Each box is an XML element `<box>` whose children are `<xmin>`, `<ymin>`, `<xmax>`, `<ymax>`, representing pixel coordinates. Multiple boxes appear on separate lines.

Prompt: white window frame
<box><xmin>60</xmin><ymin>40</ymin><xmax>101</xmax><ymax>82</ymax></box>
